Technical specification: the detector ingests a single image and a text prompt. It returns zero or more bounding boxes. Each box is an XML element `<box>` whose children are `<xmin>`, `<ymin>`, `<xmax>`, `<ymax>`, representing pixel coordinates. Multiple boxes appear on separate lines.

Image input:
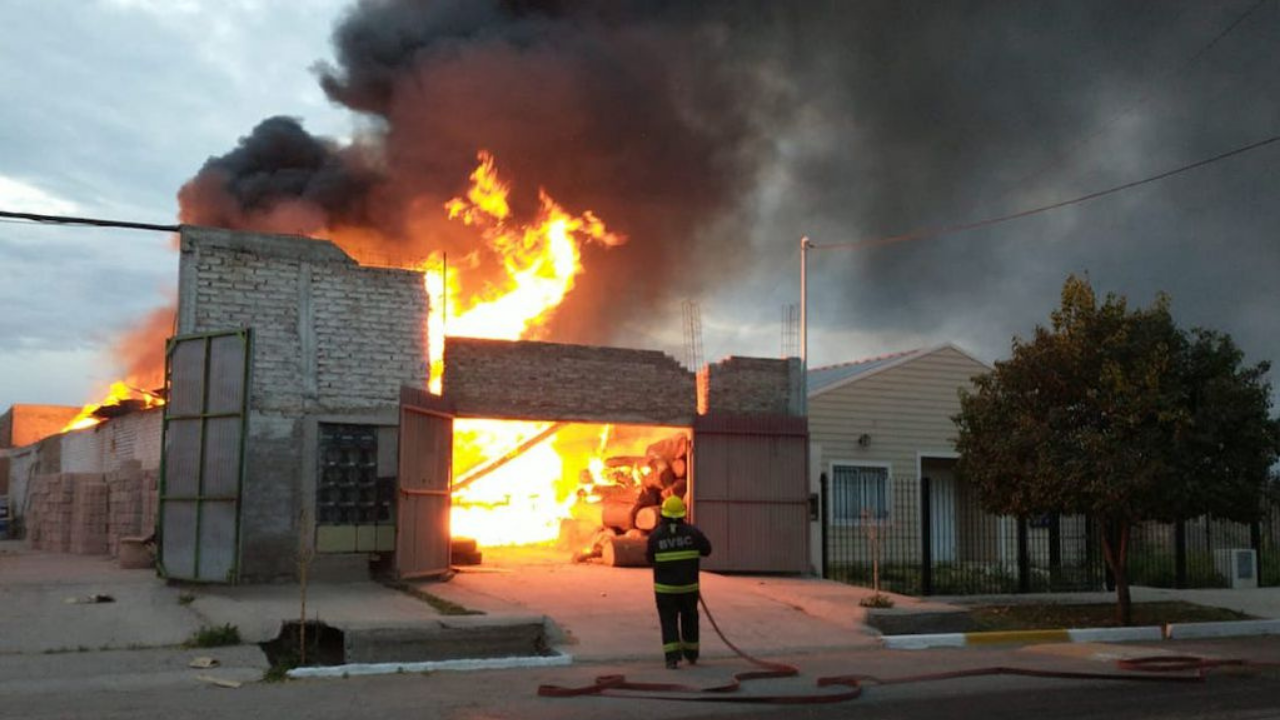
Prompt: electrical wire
<box><xmin>0</xmin><ymin>210</ymin><xmax>178</xmax><ymax>233</ymax></box>
<box><xmin>810</xmin><ymin>131</ymin><xmax>1280</xmax><ymax>251</ymax></box>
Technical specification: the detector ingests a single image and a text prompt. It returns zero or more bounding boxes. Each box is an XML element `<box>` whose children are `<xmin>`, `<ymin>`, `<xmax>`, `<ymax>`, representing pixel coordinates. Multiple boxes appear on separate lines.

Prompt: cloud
<box><xmin>0</xmin><ymin>176</ymin><xmax>78</xmax><ymax>216</ymax></box>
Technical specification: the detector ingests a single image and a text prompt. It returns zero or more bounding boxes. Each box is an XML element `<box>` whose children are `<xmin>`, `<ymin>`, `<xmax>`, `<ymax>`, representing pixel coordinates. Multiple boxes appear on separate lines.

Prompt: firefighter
<box><xmin>645</xmin><ymin>494</ymin><xmax>712</xmax><ymax>669</ymax></box>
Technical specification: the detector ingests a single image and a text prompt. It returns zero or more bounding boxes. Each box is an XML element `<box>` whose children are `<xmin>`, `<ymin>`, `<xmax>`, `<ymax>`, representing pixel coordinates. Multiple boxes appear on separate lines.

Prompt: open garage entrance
<box><xmin>395</xmin><ymin>385</ymin><xmax>692</xmax><ymax>576</ymax></box>
<box><xmin>395</xmin><ymin>338</ymin><xmax>810</xmax><ymax>579</ymax></box>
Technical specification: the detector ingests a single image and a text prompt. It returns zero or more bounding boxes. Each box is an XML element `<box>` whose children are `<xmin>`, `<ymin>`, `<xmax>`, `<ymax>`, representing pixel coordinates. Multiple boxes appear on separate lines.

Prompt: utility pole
<box><xmin>799</xmin><ymin>236</ymin><xmax>813</xmax><ymax>415</ymax></box>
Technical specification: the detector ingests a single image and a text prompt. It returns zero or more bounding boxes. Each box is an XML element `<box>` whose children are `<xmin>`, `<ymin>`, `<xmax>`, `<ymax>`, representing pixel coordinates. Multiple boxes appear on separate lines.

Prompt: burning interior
<box><xmin>450</xmin><ymin>419</ymin><xmax>692</xmax><ymax>566</ymax></box>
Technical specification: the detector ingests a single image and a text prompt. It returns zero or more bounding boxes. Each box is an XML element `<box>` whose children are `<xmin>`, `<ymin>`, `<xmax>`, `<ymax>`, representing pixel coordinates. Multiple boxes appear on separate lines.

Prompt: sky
<box><xmin>1</xmin><ymin>0</ymin><xmax>1278</xmax><ymax>413</ymax></box>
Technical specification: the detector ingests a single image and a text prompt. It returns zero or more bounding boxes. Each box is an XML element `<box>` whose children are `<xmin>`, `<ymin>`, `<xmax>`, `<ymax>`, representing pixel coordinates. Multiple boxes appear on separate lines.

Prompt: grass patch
<box><xmin>859</xmin><ymin>593</ymin><xmax>896</xmax><ymax>609</ymax></box>
<box><xmin>968</xmin><ymin>601</ymin><xmax>1255</xmax><ymax>631</ymax></box>
<box><xmin>184</xmin><ymin>623</ymin><xmax>241</xmax><ymax>648</ymax></box>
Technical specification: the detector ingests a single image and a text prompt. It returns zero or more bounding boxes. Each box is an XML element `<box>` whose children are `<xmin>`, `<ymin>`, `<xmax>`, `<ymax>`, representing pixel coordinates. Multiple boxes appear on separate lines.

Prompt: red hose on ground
<box><xmin>536</xmin><ymin>595</ymin><xmax>1278</xmax><ymax>704</ymax></box>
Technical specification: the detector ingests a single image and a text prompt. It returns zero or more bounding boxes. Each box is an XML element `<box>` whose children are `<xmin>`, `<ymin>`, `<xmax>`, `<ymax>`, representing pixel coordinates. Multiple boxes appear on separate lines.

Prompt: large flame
<box><xmin>425</xmin><ymin>151</ymin><xmax>622</xmax><ymax>393</ymax></box>
<box><xmin>425</xmin><ymin>152</ymin><xmax>628</xmax><ymax>547</ymax></box>
<box><xmin>62</xmin><ymin>381</ymin><xmax>166</xmax><ymax>432</ymax></box>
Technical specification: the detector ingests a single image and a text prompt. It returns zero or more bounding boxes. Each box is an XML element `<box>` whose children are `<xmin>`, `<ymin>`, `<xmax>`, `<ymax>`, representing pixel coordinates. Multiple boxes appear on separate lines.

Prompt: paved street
<box><xmin>4</xmin><ymin>542</ymin><xmax>1280</xmax><ymax>718</ymax></box>
<box><xmin>2</xmin><ymin>638</ymin><xmax>1279</xmax><ymax>719</ymax></box>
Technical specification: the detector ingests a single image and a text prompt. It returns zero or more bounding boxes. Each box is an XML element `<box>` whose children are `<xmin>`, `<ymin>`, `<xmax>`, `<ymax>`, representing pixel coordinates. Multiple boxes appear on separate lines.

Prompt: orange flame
<box><xmin>62</xmin><ymin>381</ymin><xmax>166</xmax><ymax>432</ymax></box>
<box><xmin>425</xmin><ymin>152</ymin><xmax>631</xmax><ymax>546</ymax></box>
<box><xmin>425</xmin><ymin>151</ymin><xmax>623</xmax><ymax>393</ymax></box>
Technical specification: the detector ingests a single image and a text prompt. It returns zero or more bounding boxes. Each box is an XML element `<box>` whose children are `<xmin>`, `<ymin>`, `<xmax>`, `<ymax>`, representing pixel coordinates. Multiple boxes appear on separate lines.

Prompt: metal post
<box><xmin>1048</xmin><ymin>514</ymin><xmax>1062</xmax><ymax>590</ymax></box>
<box><xmin>1251</xmin><ymin>520</ymin><xmax>1263</xmax><ymax>586</ymax></box>
<box><xmin>799</xmin><ymin>236</ymin><xmax>812</xmax><ymax>416</ymax></box>
<box><xmin>920</xmin><ymin>476</ymin><xmax>933</xmax><ymax>596</ymax></box>
<box><xmin>1175</xmin><ymin>519</ymin><xmax>1187</xmax><ymax>589</ymax></box>
<box><xmin>1017</xmin><ymin>517</ymin><xmax>1031</xmax><ymax>593</ymax></box>
<box><xmin>820</xmin><ymin>472</ymin><xmax>829</xmax><ymax>579</ymax></box>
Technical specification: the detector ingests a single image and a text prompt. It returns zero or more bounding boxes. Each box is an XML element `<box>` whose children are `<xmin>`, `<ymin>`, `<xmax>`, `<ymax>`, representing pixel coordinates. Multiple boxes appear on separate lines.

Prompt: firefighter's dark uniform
<box><xmin>645</xmin><ymin>507</ymin><xmax>712</xmax><ymax>667</ymax></box>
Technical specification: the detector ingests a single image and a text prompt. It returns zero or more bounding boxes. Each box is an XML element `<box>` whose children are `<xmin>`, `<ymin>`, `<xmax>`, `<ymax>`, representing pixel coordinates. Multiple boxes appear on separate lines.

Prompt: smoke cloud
<box><xmin>180</xmin><ymin>0</ymin><xmax>773</xmax><ymax>343</ymax></box>
<box><xmin>179</xmin><ymin>0</ymin><xmax>1280</xmax><ymax>378</ymax></box>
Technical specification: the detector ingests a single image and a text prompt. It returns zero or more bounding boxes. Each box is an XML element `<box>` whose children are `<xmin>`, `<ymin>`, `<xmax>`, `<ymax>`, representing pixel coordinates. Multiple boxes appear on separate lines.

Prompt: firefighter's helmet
<box><xmin>660</xmin><ymin>495</ymin><xmax>686</xmax><ymax>519</ymax></box>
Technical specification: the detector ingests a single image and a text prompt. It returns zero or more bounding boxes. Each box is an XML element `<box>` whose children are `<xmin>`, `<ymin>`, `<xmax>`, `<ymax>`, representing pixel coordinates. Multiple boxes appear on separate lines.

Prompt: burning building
<box><xmin>158</xmin><ymin>224</ymin><xmax>807</xmax><ymax>583</ymax></box>
<box><xmin>11</xmin><ymin>1</ymin><xmax>813</xmax><ymax>582</ymax></box>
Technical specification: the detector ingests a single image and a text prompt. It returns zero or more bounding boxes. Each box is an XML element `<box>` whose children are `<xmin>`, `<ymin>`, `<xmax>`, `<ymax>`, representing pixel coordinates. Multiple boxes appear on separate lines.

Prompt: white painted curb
<box><xmin>1165</xmin><ymin>619</ymin><xmax>1280</xmax><ymax>640</ymax></box>
<box><xmin>883</xmin><ymin>619</ymin><xmax>1280</xmax><ymax>649</ymax></box>
<box><xmin>882</xmin><ymin>633</ymin><xmax>967</xmax><ymax>650</ymax></box>
<box><xmin>287</xmin><ymin>652</ymin><xmax>573</xmax><ymax>678</ymax></box>
<box><xmin>1067</xmin><ymin>626</ymin><xmax>1164</xmax><ymax>643</ymax></box>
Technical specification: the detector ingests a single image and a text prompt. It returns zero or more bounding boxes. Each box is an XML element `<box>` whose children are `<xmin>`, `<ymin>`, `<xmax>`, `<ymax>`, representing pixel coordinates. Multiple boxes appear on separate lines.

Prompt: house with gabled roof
<box><xmin>806</xmin><ymin>344</ymin><xmax>993</xmax><ymax>582</ymax></box>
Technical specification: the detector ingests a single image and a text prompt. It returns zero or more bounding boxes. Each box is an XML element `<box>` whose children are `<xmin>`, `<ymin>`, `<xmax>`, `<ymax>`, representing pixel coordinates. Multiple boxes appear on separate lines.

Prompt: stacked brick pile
<box><xmin>27</xmin><ymin>474</ymin><xmax>74</xmax><ymax>552</ymax></box>
<box><xmin>140</xmin><ymin>470</ymin><xmax>159</xmax><ymax>539</ymax></box>
<box><xmin>69</xmin><ymin>480</ymin><xmax>109</xmax><ymax>555</ymax></box>
<box><xmin>107</xmin><ymin>463</ymin><xmax>143</xmax><ymax>556</ymax></box>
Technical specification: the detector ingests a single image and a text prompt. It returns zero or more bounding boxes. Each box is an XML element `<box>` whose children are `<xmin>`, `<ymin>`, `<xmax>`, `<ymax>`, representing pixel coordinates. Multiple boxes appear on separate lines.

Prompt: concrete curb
<box><xmin>1165</xmin><ymin>619</ymin><xmax>1280</xmax><ymax>640</ymax></box>
<box><xmin>881</xmin><ymin>623</ymin><xmax>1220</xmax><ymax>650</ymax></box>
<box><xmin>287</xmin><ymin>652</ymin><xmax>573</xmax><ymax>679</ymax></box>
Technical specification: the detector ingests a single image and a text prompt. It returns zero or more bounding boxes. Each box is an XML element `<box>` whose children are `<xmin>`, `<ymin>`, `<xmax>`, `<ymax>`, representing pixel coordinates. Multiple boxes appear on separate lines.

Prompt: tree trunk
<box><xmin>1101</xmin><ymin>518</ymin><xmax>1133</xmax><ymax>626</ymax></box>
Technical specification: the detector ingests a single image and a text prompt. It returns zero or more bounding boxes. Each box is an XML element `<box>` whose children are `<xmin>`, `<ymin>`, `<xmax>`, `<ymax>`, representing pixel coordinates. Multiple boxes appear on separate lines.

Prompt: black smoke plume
<box><xmin>180</xmin><ymin>1</ymin><xmax>1280</xmax><ymax>373</ymax></box>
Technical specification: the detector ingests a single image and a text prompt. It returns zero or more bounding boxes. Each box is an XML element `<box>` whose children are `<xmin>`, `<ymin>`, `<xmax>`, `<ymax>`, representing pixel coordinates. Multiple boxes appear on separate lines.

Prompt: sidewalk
<box><xmin>5</xmin><ymin>539</ymin><xmax>1280</xmax><ymax>671</ymax></box>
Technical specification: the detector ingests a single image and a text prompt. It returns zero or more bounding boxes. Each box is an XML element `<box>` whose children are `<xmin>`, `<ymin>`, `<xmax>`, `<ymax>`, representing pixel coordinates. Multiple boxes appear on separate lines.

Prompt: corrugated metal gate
<box><xmin>396</xmin><ymin>386</ymin><xmax>453</xmax><ymax>579</ymax></box>
<box><xmin>693</xmin><ymin>414</ymin><xmax>809</xmax><ymax>573</ymax></box>
<box><xmin>158</xmin><ymin>330</ymin><xmax>251</xmax><ymax>583</ymax></box>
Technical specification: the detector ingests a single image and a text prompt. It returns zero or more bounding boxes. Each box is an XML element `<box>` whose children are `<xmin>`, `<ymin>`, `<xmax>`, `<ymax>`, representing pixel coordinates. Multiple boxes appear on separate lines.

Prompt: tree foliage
<box><xmin>954</xmin><ymin>275</ymin><xmax>1279</xmax><ymax>622</ymax></box>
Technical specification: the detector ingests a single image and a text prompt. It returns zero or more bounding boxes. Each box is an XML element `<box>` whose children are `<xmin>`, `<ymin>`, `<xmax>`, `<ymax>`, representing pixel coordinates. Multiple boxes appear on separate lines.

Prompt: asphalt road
<box><xmin>4</xmin><ymin>638</ymin><xmax>1279</xmax><ymax>720</ymax></box>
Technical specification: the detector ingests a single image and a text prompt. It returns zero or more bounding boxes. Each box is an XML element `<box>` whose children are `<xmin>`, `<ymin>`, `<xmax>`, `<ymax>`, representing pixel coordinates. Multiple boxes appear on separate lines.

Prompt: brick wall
<box><xmin>56</xmin><ymin>410</ymin><xmax>163</xmax><ymax>475</ymax></box>
<box><xmin>70</xmin><ymin>480</ymin><xmax>109</xmax><ymax>555</ymax></box>
<box><xmin>59</xmin><ymin>430</ymin><xmax>103</xmax><ymax>473</ymax></box>
<box><xmin>178</xmin><ymin>227</ymin><xmax>429</xmax><ymax>413</ymax></box>
<box><xmin>445</xmin><ymin>338</ymin><xmax>697</xmax><ymax>425</ymax></box>
<box><xmin>176</xmin><ymin>227</ymin><xmax>430</xmax><ymax>580</ymax></box>
<box><xmin>698</xmin><ymin>356</ymin><xmax>804</xmax><ymax>417</ymax></box>
<box><xmin>3</xmin><ymin>405</ymin><xmax>80</xmax><ymax>447</ymax></box>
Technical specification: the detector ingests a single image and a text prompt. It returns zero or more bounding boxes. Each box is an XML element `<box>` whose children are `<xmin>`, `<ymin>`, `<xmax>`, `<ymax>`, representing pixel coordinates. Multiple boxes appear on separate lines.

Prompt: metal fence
<box><xmin>822</xmin><ymin>474</ymin><xmax>1280</xmax><ymax>596</ymax></box>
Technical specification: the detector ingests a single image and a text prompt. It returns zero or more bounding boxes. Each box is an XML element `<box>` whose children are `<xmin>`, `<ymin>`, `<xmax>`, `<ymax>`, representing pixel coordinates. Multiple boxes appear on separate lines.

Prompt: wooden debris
<box><xmin>601</xmin><ymin>536</ymin><xmax>649</xmax><ymax>567</ymax></box>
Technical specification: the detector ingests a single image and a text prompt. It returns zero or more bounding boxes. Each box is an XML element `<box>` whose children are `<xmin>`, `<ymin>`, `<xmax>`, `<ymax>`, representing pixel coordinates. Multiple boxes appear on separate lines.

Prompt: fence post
<box><xmin>1017</xmin><ymin>516</ymin><xmax>1030</xmax><ymax>593</ymax></box>
<box><xmin>1251</xmin><ymin>520</ymin><xmax>1263</xmax><ymax>587</ymax></box>
<box><xmin>1048</xmin><ymin>514</ymin><xmax>1062</xmax><ymax>590</ymax></box>
<box><xmin>920</xmin><ymin>476</ymin><xmax>932</xmax><ymax>596</ymax></box>
<box><xmin>819</xmin><ymin>473</ymin><xmax>829</xmax><ymax>579</ymax></box>
<box><xmin>1175</xmin><ymin>519</ymin><xmax>1187</xmax><ymax>589</ymax></box>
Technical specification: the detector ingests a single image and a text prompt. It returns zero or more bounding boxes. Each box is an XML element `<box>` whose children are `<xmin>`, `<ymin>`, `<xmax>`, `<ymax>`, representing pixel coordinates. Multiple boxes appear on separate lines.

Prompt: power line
<box><xmin>0</xmin><ymin>210</ymin><xmax>179</xmax><ymax>233</ymax></box>
<box><xmin>811</xmin><ymin>131</ymin><xmax>1280</xmax><ymax>252</ymax></box>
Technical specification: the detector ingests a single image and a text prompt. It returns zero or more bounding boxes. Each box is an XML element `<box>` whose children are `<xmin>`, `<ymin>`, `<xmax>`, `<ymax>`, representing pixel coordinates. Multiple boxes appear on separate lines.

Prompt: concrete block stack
<box><xmin>140</xmin><ymin>470</ymin><xmax>160</xmax><ymax>540</ymax></box>
<box><xmin>27</xmin><ymin>474</ymin><xmax>76</xmax><ymax>552</ymax></box>
<box><xmin>107</xmin><ymin>462</ymin><xmax>143</xmax><ymax>555</ymax></box>
<box><xmin>70</xmin><ymin>479</ymin><xmax>109</xmax><ymax>555</ymax></box>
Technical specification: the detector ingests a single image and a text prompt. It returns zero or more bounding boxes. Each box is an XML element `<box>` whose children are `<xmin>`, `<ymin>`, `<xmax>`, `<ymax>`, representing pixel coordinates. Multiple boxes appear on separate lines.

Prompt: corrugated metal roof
<box><xmin>806</xmin><ymin>348</ymin><xmax>926</xmax><ymax>395</ymax></box>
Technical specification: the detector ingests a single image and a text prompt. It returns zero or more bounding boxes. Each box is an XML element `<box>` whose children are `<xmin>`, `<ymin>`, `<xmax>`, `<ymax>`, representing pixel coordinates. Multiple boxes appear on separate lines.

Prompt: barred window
<box><xmin>831</xmin><ymin>463</ymin><xmax>891</xmax><ymax>525</ymax></box>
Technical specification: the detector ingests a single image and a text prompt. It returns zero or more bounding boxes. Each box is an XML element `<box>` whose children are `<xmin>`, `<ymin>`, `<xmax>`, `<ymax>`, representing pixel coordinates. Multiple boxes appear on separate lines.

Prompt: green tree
<box><xmin>954</xmin><ymin>275</ymin><xmax>1279</xmax><ymax>624</ymax></box>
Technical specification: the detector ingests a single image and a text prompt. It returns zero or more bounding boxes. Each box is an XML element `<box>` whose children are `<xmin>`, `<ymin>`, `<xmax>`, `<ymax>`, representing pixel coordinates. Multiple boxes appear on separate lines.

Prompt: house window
<box><xmin>831</xmin><ymin>463</ymin><xmax>891</xmax><ymax>525</ymax></box>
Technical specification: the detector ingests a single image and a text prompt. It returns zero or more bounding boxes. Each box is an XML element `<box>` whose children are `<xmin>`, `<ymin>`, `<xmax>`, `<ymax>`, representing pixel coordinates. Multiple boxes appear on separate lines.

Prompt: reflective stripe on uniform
<box><xmin>654</xmin><ymin>549</ymin><xmax>701</xmax><ymax>562</ymax></box>
<box><xmin>654</xmin><ymin>582</ymin><xmax>699</xmax><ymax>594</ymax></box>
<box><xmin>681</xmin><ymin>641</ymin><xmax>699</xmax><ymax>650</ymax></box>
<box><xmin>663</xmin><ymin>642</ymin><xmax>682</xmax><ymax>653</ymax></box>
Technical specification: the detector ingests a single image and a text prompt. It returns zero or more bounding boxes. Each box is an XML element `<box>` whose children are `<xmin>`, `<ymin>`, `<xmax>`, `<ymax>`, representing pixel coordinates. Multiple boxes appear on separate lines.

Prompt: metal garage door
<box><xmin>692</xmin><ymin>414</ymin><xmax>810</xmax><ymax>573</ymax></box>
<box><xmin>158</xmin><ymin>330</ymin><xmax>251</xmax><ymax>583</ymax></box>
<box><xmin>396</xmin><ymin>386</ymin><xmax>453</xmax><ymax>579</ymax></box>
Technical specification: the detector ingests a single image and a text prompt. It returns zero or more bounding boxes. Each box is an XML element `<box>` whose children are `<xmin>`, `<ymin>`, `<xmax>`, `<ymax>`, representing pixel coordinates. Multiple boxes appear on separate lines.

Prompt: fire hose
<box><xmin>537</xmin><ymin>595</ymin><xmax>1279</xmax><ymax>704</ymax></box>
